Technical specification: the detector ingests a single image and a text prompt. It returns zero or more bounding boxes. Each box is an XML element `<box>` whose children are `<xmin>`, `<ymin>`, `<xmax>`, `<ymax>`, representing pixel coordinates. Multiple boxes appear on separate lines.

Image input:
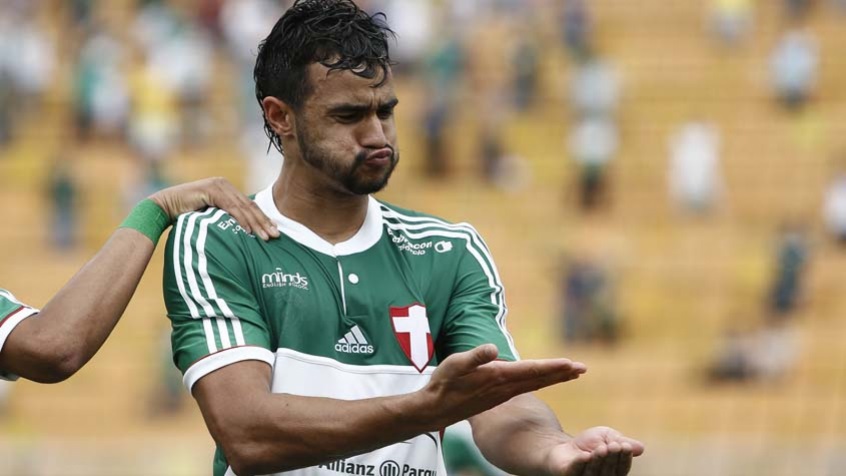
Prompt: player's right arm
<box><xmin>193</xmin><ymin>346</ymin><xmax>585</xmax><ymax>476</ymax></box>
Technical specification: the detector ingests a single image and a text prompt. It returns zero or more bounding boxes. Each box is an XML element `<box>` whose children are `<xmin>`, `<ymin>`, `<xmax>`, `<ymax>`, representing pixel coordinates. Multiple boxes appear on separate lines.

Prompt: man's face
<box><xmin>293</xmin><ymin>63</ymin><xmax>400</xmax><ymax>195</ymax></box>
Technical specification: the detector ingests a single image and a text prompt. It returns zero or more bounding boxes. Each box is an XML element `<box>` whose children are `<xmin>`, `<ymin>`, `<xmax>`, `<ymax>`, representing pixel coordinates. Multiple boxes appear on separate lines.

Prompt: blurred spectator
<box><xmin>560</xmin><ymin>0</ymin><xmax>592</xmax><ymax>59</ymax></box>
<box><xmin>767</xmin><ymin>223</ymin><xmax>809</xmax><ymax>316</ymax></box>
<box><xmin>823</xmin><ymin>171</ymin><xmax>846</xmax><ymax>244</ymax></box>
<box><xmin>770</xmin><ymin>28</ymin><xmax>819</xmax><ymax>112</ymax></box>
<box><xmin>710</xmin><ymin>0</ymin><xmax>754</xmax><ymax>46</ymax></box>
<box><xmin>73</xmin><ymin>29</ymin><xmax>130</xmax><ymax>140</ymax></box>
<box><xmin>197</xmin><ymin>0</ymin><xmax>226</xmax><ymax>40</ymax></box>
<box><xmin>46</xmin><ymin>156</ymin><xmax>79</xmax><ymax>251</ymax></box>
<box><xmin>479</xmin><ymin>119</ymin><xmax>531</xmax><ymax>193</ymax></box>
<box><xmin>510</xmin><ymin>35</ymin><xmax>540</xmax><ymax>111</ymax></box>
<box><xmin>559</xmin><ymin>257</ymin><xmax>619</xmax><ymax>345</ymax></box>
<box><xmin>0</xmin><ymin>6</ymin><xmax>55</xmax><ymax>113</ymax></box>
<box><xmin>133</xmin><ymin>0</ymin><xmax>214</xmax><ymax>145</ymax></box>
<box><xmin>69</xmin><ymin>0</ymin><xmax>95</xmax><ymax>28</ymax></box>
<box><xmin>0</xmin><ymin>72</ymin><xmax>13</xmax><ymax>147</ymax></box>
<box><xmin>668</xmin><ymin>121</ymin><xmax>723</xmax><ymax>214</ymax></box>
<box><xmin>784</xmin><ymin>0</ymin><xmax>815</xmax><ymax>18</ymax></box>
<box><xmin>707</xmin><ymin>320</ymin><xmax>799</xmax><ymax>383</ymax></box>
<box><xmin>156</xmin><ymin>26</ymin><xmax>214</xmax><ymax>144</ymax></box>
<box><xmin>421</xmin><ymin>32</ymin><xmax>465</xmax><ymax>178</ymax></box>
<box><xmin>123</xmin><ymin>158</ymin><xmax>172</xmax><ymax>213</ymax></box>
<box><xmin>148</xmin><ymin>328</ymin><xmax>184</xmax><ymax>417</ymax></box>
<box><xmin>378</xmin><ymin>0</ymin><xmax>433</xmax><ymax>73</ymax></box>
<box><xmin>220</xmin><ymin>0</ymin><xmax>279</xmax><ymax>123</ymax></box>
<box><xmin>221</xmin><ymin>0</ymin><xmax>278</xmax><ymax>67</ymax></box>
<box><xmin>570</xmin><ymin>53</ymin><xmax>620</xmax><ymax>119</ymax></box>
<box><xmin>480</xmin><ymin>121</ymin><xmax>505</xmax><ymax>186</ymax></box>
<box><xmin>569</xmin><ymin>116</ymin><xmax>618</xmax><ymax>211</ymax></box>
<box><xmin>128</xmin><ymin>60</ymin><xmax>180</xmax><ymax>163</ymax></box>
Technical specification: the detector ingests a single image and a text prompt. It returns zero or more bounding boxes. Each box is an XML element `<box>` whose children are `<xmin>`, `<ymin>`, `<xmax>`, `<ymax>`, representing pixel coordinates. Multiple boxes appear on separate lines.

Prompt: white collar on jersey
<box><xmin>254</xmin><ymin>183</ymin><xmax>384</xmax><ymax>257</ymax></box>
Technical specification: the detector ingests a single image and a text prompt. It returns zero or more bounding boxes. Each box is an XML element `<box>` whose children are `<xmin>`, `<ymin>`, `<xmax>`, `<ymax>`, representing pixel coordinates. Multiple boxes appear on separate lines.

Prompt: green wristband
<box><xmin>119</xmin><ymin>199</ymin><xmax>171</xmax><ymax>246</ymax></box>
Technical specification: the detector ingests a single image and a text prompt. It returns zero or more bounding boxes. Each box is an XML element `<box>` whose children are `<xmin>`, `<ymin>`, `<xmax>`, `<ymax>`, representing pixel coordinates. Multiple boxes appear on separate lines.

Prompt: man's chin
<box><xmin>346</xmin><ymin>178</ymin><xmax>390</xmax><ymax>195</ymax></box>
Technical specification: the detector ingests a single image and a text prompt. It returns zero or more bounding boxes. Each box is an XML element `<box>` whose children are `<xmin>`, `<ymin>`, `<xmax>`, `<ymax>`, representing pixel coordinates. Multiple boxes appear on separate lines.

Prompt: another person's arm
<box><xmin>0</xmin><ymin>178</ymin><xmax>278</xmax><ymax>383</ymax></box>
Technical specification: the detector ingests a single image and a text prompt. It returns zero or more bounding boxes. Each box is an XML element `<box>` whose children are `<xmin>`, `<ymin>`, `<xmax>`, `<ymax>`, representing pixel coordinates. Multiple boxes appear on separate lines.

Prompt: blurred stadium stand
<box><xmin>1</xmin><ymin>0</ymin><xmax>846</xmax><ymax>474</ymax></box>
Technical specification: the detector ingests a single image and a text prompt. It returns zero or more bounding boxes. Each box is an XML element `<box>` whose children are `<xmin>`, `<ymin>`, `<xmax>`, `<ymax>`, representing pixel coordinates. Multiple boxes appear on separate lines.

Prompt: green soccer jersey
<box><xmin>163</xmin><ymin>185</ymin><xmax>519</xmax><ymax>476</ymax></box>
<box><xmin>0</xmin><ymin>288</ymin><xmax>39</xmax><ymax>381</ymax></box>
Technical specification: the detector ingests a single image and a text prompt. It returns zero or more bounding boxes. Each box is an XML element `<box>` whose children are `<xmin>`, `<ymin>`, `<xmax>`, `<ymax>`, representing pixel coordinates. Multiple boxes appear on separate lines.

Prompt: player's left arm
<box><xmin>469</xmin><ymin>394</ymin><xmax>644</xmax><ymax>476</ymax></box>
<box><xmin>440</xmin><ymin>227</ymin><xmax>644</xmax><ymax>475</ymax></box>
<box><xmin>0</xmin><ymin>178</ymin><xmax>278</xmax><ymax>383</ymax></box>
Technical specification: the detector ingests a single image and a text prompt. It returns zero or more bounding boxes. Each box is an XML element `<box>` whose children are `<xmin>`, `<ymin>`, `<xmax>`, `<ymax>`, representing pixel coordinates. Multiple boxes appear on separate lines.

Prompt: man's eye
<box><xmin>336</xmin><ymin>114</ymin><xmax>359</xmax><ymax>122</ymax></box>
<box><xmin>377</xmin><ymin>109</ymin><xmax>394</xmax><ymax>120</ymax></box>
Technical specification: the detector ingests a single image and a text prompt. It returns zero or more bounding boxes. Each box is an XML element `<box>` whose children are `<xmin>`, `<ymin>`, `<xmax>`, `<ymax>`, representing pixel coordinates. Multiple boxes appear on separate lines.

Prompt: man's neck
<box><xmin>272</xmin><ymin>169</ymin><xmax>369</xmax><ymax>245</ymax></box>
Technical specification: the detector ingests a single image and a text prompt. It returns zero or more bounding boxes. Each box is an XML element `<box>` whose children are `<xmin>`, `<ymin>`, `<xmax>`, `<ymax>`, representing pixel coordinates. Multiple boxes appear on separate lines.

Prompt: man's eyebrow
<box><xmin>327</xmin><ymin>98</ymin><xmax>399</xmax><ymax>114</ymax></box>
<box><xmin>380</xmin><ymin>98</ymin><xmax>399</xmax><ymax>109</ymax></box>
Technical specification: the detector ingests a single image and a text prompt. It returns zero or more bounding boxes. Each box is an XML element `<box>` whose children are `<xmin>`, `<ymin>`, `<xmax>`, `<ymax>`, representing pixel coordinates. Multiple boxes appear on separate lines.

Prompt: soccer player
<box><xmin>163</xmin><ymin>2</ymin><xmax>645</xmax><ymax>475</ymax></box>
<box><xmin>0</xmin><ymin>177</ymin><xmax>279</xmax><ymax>383</ymax></box>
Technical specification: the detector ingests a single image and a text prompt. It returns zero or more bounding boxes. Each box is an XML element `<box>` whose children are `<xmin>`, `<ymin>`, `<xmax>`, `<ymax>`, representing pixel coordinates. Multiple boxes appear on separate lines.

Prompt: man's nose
<box><xmin>359</xmin><ymin>114</ymin><xmax>389</xmax><ymax>149</ymax></box>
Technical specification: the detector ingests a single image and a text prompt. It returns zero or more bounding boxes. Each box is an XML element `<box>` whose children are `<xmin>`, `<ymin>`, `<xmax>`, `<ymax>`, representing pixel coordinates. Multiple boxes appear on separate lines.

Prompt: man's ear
<box><xmin>262</xmin><ymin>97</ymin><xmax>296</xmax><ymax>139</ymax></box>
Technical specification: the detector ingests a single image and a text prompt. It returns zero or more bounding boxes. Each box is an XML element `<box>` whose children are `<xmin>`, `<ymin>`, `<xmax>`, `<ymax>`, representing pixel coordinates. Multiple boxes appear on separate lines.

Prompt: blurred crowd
<box><xmin>1</xmin><ymin>1</ymin><xmax>846</xmax><ymax>474</ymax></box>
<box><xmin>2</xmin><ymin>0</ymin><xmax>846</xmax><ymax>432</ymax></box>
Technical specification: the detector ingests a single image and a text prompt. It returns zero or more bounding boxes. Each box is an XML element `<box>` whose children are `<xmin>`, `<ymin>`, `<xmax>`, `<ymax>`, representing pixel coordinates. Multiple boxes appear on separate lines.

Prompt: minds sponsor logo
<box><xmin>261</xmin><ymin>267</ymin><xmax>309</xmax><ymax>290</ymax></box>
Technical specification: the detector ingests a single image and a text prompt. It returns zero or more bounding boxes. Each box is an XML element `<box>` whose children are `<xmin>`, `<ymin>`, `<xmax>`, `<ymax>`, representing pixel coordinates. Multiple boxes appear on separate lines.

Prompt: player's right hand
<box><xmin>418</xmin><ymin>344</ymin><xmax>587</xmax><ymax>428</ymax></box>
<box><xmin>150</xmin><ymin>177</ymin><xmax>281</xmax><ymax>241</ymax></box>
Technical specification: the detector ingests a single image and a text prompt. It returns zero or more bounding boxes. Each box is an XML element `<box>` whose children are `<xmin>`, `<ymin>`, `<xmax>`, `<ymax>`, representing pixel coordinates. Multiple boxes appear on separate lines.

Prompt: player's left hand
<box><xmin>150</xmin><ymin>177</ymin><xmax>281</xmax><ymax>241</ymax></box>
<box><xmin>543</xmin><ymin>426</ymin><xmax>644</xmax><ymax>476</ymax></box>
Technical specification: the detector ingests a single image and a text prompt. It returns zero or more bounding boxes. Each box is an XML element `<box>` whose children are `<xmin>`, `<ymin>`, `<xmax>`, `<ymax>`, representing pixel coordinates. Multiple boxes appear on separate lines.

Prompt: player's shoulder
<box><xmin>168</xmin><ymin>207</ymin><xmax>256</xmax><ymax>249</ymax></box>
<box><xmin>376</xmin><ymin>199</ymin><xmax>491</xmax><ymax>257</ymax></box>
<box><xmin>378</xmin><ymin>200</ymin><xmax>484</xmax><ymax>236</ymax></box>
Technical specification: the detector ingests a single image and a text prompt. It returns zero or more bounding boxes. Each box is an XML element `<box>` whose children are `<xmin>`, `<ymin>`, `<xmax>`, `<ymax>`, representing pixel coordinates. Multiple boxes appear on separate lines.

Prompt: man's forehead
<box><xmin>306</xmin><ymin>62</ymin><xmax>395</xmax><ymax>105</ymax></box>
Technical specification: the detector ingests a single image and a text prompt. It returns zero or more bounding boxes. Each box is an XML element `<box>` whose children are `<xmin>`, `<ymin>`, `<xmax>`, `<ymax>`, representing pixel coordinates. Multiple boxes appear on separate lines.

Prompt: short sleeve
<box><xmin>163</xmin><ymin>210</ymin><xmax>274</xmax><ymax>391</ymax></box>
<box><xmin>438</xmin><ymin>227</ymin><xmax>519</xmax><ymax>362</ymax></box>
<box><xmin>0</xmin><ymin>289</ymin><xmax>39</xmax><ymax>381</ymax></box>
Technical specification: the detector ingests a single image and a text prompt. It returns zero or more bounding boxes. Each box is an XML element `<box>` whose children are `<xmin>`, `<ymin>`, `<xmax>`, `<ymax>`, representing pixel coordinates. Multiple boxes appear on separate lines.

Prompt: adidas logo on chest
<box><xmin>335</xmin><ymin>325</ymin><xmax>375</xmax><ymax>354</ymax></box>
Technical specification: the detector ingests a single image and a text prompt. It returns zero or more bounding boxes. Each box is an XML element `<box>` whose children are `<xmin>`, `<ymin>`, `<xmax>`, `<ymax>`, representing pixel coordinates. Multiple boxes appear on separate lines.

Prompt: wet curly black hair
<box><xmin>254</xmin><ymin>0</ymin><xmax>395</xmax><ymax>153</ymax></box>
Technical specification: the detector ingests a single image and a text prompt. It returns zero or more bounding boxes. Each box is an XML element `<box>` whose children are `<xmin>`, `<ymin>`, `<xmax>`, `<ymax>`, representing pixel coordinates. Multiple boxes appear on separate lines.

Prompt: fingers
<box><xmin>564</xmin><ymin>452</ymin><xmax>590</xmax><ymax>476</ymax></box>
<box><xmin>582</xmin><ymin>443</ymin><xmax>606</xmax><ymax>476</ymax></box>
<box><xmin>622</xmin><ymin>438</ymin><xmax>645</xmax><ymax>457</ymax></box>
<box><xmin>440</xmin><ymin>344</ymin><xmax>499</xmax><ymax>378</ymax></box>
<box><xmin>204</xmin><ymin>178</ymin><xmax>279</xmax><ymax>241</ymax></box>
<box><xmin>601</xmin><ymin>442</ymin><xmax>621</xmax><ymax>476</ymax></box>
<box><xmin>490</xmin><ymin>358</ymin><xmax>588</xmax><ymax>394</ymax></box>
<box><xmin>616</xmin><ymin>443</ymin><xmax>634</xmax><ymax>476</ymax></box>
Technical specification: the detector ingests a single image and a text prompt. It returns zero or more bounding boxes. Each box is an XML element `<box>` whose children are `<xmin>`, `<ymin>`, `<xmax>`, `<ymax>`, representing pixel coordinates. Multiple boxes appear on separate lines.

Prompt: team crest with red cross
<box><xmin>389</xmin><ymin>304</ymin><xmax>434</xmax><ymax>373</ymax></box>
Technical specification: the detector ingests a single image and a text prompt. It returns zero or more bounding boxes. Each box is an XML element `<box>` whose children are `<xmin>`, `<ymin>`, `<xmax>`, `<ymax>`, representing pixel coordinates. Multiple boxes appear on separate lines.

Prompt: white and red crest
<box><xmin>390</xmin><ymin>304</ymin><xmax>434</xmax><ymax>373</ymax></box>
